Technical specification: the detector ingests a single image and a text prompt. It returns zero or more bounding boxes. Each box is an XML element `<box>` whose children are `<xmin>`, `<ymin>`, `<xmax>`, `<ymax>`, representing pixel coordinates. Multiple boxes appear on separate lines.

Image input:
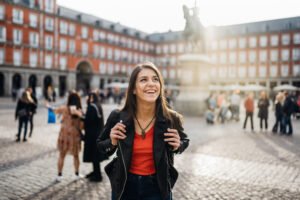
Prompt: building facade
<box><xmin>0</xmin><ymin>0</ymin><xmax>299</xmax><ymax>97</ymax></box>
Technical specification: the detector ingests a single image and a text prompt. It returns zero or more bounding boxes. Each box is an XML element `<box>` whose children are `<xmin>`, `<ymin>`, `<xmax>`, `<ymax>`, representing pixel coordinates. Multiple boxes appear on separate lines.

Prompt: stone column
<box><xmin>174</xmin><ymin>54</ymin><xmax>213</xmax><ymax>116</ymax></box>
<box><xmin>67</xmin><ymin>71</ymin><xmax>76</xmax><ymax>91</ymax></box>
<box><xmin>5</xmin><ymin>71</ymin><xmax>11</xmax><ymax>96</ymax></box>
<box><xmin>91</xmin><ymin>74</ymin><xmax>100</xmax><ymax>90</ymax></box>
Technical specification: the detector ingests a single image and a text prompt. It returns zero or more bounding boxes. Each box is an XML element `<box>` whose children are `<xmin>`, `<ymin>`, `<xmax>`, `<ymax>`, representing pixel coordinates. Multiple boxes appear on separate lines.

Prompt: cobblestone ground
<box><xmin>0</xmin><ymin>98</ymin><xmax>300</xmax><ymax>200</ymax></box>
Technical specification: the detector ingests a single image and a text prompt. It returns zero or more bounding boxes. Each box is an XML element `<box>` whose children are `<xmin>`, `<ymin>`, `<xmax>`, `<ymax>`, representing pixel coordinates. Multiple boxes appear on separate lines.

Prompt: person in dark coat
<box><xmin>15</xmin><ymin>91</ymin><xmax>35</xmax><ymax>142</ymax></box>
<box><xmin>272</xmin><ymin>92</ymin><xmax>284</xmax><ymax>134</ymax></box>
<box><xmin>26</xmin><ymin>87</ymin><xmax>38</xmax><ymax>137</ymax></box>
<box><xmin>282</xmin><ymin>92</ymin><xmax>295</xmax><ymax>135</ymax></box>
<box><xmin>83</xmin><ymin>92</ymin><xmax>106</xmax><ymax>182</ymax></box>
<box><xmin>257</xmin><ymin>91</ymin><xmax>270</xmax><ymax>131</ymax></box>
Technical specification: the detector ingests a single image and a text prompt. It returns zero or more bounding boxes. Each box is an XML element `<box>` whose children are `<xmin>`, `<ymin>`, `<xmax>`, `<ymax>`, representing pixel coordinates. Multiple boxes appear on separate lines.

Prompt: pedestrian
<box><xmin>243</xmin><ymin>92</ymin><xmax>254</xmax><ymax>132</ymax></box>
<box><xmin>83</xmin><ymin>92</ymin><xmax>107</xmax><ymax>182</ymax></box>
<box><xmin>26</xmin><ymin>87</ymin><xmax>38</xmax><ymax>137</ymax></box>
<box><xmin>97</xmin><ymin>62</ymin><xmax>189</xmax><ymax>200</ymax></box>
<box><xmin>216</xmin><ymin>92</ymin><xmax>225</xmax><ymax>122</ymax></box>
<box><xmin>257</xmin><ymin>91</ymin><xmax>270</xmax><ymax>132</ymax></box>
<box><xmin>282</xmin><ymin>91</ymin><xmax>295</xmax><ymax>135</ymax></box>
<box><xmin>230</xmin><ymin>90</ymin><xmax>241</xmax><ymax>121</ymax></box>
<box><xmin>47</xmin><ymin>91</ymin><xmax>84</xmax><ymax>181</ymax></box>
<box><xmin>15</xmin><ymin>91</ymin><xmax>35</xmax><ymax>142</ymax></box>
<box><xmin>52</xmin><ymin>88</ymin><xmax>56</xmax><ymax>102</ymax></box>
<box><xmin>165</xmin><ymin>89</ymin><xmax>172</xmax><ymax>108</ymax></box>
<box><xmin>272</xmin><ymin>92</ymin><xmax>284</xmax><ymax>134</ymax></box>
<box><xmin>12</xmin><ymin>88</ymin><xmax>17</xmax><ymax>102</ymax></box>
<box><xmin>46</xmin><ymin>86</ymin><xmax>54</xmax><ymax>102</ymax></box>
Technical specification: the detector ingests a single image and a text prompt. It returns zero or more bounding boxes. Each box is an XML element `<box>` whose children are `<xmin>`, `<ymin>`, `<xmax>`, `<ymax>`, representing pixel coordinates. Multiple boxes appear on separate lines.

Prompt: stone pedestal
<box><xmin>174</xmin><ymin>54</ymin><xmax>212</xmax><ymax>116</ymax></box>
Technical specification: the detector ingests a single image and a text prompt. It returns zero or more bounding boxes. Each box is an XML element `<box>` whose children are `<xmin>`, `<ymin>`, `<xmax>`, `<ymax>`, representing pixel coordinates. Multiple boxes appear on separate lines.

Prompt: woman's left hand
<box><xmin>164</xmin><ymin>128</ymin><xmax>180</xmax><ymax>151</ymax></box>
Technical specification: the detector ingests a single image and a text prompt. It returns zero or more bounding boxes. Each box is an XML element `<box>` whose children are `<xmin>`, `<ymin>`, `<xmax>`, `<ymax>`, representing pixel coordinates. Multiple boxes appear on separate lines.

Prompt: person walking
<box><xmin>15</xmin><ymin>91</ymin><xmax>35</xmax><ymax>142</ymax></box>
<box><xmin>97</xmin><ymin>62</ymin><xmax>189</xmax><ymax>200</ymax></box>
<box><xmin>47</xmin><ymin>92</ymin><xmax>84</xmax><ymax>181</ymax></box>
<box><xmin>83</xmin><ymin>92</ymin><xmax>106</xmax><ymax>182</ymax></box>
<box><xmin>26</xmin><ymin>87</ymin><xmax>38</xmax><ymax>137</ymax></box>
<box><xmin>257</xmin><ymin>91</ymin><xmax>270</xmax><ymax>132</ymax></box>
<box><xmin>243</xmin><ymin>93</ymin><xmax>254</xmax><ymax>132</ymax></box>
<box><xmin>272</xmin><ymin>92</ymin><xmax>284</xmax><ymax>134</ymax></box>
<box><xmin>282</xmin><ymin>91</ymin><xmax>295</xmax><ymax>135</ymax></box>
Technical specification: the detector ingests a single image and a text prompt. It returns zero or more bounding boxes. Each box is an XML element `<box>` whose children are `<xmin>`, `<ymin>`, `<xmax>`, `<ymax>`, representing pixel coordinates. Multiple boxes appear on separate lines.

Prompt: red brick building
<box><xmin>0</xmin><ymin>0</ymin><xmax>299</xmax><ymax>97</ymax></box>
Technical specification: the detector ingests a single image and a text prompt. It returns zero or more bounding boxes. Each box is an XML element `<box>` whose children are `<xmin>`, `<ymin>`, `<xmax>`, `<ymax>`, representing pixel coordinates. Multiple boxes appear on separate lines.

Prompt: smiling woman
<box><xmin>97</xmin><ymin>62</ymin><xmax>189</xmax><ymax>200</ymax></box>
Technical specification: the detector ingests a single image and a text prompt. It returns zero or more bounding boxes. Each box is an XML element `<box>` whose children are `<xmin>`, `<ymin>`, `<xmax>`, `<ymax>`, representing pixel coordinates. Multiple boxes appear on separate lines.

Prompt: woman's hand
<box><xmin>164</xmin><ymin>128</ymin><xmax>180</xmax><ymax>151</ymax></box>
<box><xmin>72</xmin><ymin>109</ymin><xmax>83</xmax><ymax>117</ymax></box>
<box><xmin>44</xmin><ymin>100</ymin><xmax>50</xmax><ymax>108</ymax></box>
<box><xmin>110</xmin><ymin>122</ymin><xmax>126</xmax><ymax>146</ymax></box>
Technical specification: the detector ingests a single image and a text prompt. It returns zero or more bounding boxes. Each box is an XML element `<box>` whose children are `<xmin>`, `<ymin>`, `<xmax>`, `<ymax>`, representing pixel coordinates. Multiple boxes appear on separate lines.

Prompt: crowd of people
<box><xmin>12</xmin><ymin>62</ymin><xmax>298</xmax><ymax>199</ymax></box>
<box><xmin>205</xmin><ymin>90</ymin><xmax>299</xmax><ymax>135</ymax></box>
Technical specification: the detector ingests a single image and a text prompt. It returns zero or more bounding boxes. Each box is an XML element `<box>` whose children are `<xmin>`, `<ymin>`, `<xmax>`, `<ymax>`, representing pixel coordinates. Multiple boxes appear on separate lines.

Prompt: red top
<box><xmin>129</xmin><ymin>126</ymin><xmax>156</xmax><ymax>175</ymax></box>
<box><xmin>244</xmin><ymin>97</ymin><xmax>254</xmax><ymax>112</ymax></box>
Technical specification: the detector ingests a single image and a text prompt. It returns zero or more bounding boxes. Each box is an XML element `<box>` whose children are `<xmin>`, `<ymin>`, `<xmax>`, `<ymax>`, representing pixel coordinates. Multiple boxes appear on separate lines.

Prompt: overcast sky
<box><xmin>57</xmin><ymin>0</ymin><xmax>300</xmax><ymax>33</ymax></box>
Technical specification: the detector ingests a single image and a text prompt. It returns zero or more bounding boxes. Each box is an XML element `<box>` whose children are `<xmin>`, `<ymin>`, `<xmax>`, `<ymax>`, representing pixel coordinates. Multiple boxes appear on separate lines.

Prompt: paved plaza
<box><xmin>0</xmin><ymin>98</ymin><xmax>300</xmax><ymax>200</ymax></box>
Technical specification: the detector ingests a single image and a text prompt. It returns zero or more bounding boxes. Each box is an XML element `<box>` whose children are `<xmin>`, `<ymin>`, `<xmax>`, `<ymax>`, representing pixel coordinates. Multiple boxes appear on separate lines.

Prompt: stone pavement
<box><xmin>0</xmin><ymin>98</ymin><xmax>300</xmax><ymax>199</ymax></box>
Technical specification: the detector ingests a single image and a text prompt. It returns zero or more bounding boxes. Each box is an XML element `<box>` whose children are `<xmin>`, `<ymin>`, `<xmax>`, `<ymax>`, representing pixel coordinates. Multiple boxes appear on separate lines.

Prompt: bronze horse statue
<box><xmin>182</xmin><ymin>5</ymin><xmax>205</xmax><ymax>53</ymax></box>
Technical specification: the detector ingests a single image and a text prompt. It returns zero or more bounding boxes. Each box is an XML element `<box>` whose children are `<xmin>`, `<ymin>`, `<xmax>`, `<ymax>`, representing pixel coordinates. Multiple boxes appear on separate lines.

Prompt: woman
<box><xmin>257</xmin><ymin>91</ymin><xmax>270</xmax><ymax>131</ymax></box>
<box><xmin>83</xmin><ymin>92</ymin><xmax>106</xmax><ymax>182</ymax></box>
<box><xmin>15</xmin><ymin>91</ymin><xmax>36</xmax><ymax>142</ymax></box>
<box><xmin>47</xmin><ymin>92</ymin><xmax>83</xmax><ymax>181</ymax></box>
<box><xmin>97</xmin><ymin>62</ymin><xmax>189</xmax><ymax>200</ymax></box>
<box><xmin>272</xmin><ymin>92</ymin><xmax>284</xmax><ymax>134</ymax></box>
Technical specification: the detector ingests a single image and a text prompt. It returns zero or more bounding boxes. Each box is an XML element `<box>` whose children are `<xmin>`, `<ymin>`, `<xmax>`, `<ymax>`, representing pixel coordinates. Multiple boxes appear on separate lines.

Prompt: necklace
<box><xmin>135</xmin><ymin>115</ymin><xmax>156</xmax><ymax>139</ymax></box>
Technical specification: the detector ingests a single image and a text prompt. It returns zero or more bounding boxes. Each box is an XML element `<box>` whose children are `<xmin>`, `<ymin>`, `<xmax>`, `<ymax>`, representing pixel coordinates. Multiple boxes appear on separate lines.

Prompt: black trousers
<box><xmin>17</xmin><ymin>116</ymin><xmax>28</xmax><ymax>139</ymax></box>
<box><xmin>92</xmin><ymin>161</ymin><xmax>101</xmax><ymax>178</ymax></box>
<box><xmin>28</xmin><ymin>114</ymin><xmax>34</xmax><ymax>136</ymax></box>
<box><xmin>272</xmin><ymin>116</ymin><xmax>283</xmax><ymax>133</ymax></box>
<box><xmin>283</xmin><ymin>115</ymin><xmax>293</xmax><ymax>134</ymax></box>
<box><xmin>243</xmin><ymin>112</ymin><xmax>254</xmax><ymax>130</ymax></box>
<box><xmin>112</xmin><ymin>173</ymin><xmax>172</xmax><ymax>200</ymax></box>
<box><xmin>260</xmin><ymin>118</ymin><xmax>268</xmax><ymax>130</ymax></box>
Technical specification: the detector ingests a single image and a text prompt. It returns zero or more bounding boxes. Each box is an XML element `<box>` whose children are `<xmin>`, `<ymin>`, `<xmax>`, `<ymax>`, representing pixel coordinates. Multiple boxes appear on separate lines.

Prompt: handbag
<box><xmin>17</xmin><ymin>109</ymin><xmax>27</xmax><ymax>117</ymax></box>
<box><xmin>48</xmin><ymin>108</ymin><xmax>56</xmax><ymax>124</ymax></box>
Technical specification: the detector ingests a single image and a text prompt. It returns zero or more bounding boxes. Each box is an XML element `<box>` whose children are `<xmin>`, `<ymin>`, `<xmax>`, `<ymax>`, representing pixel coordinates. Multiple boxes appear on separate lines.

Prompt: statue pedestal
<box><xmin>174</xmin><ymin>54</ymin><xmax>212</xmax><ymax>116</ymax></box>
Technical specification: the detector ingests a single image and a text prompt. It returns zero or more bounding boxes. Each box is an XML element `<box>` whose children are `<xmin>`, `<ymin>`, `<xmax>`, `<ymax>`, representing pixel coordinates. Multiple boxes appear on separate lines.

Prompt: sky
<box><xmin>57</xmin><ymin>0</ymin><xmax>300</xmax><ymax>33</ymax></box>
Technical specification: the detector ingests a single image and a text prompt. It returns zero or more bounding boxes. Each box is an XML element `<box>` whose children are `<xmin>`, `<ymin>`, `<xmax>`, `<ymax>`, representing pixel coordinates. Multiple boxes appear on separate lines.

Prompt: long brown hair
<box><xmin>20</xmin><ymin>91</ymin><xmax>34</xmax><ymax>104</ymax></box>
<box><xmin>122</xmin><ymin>62</ymin><xmax>182</xmax><ymax>126</ymax></box>
<box><xmin>67</xmin><ymin>92</ymin><xmax>82</xmax><ymax>109</ymax></box>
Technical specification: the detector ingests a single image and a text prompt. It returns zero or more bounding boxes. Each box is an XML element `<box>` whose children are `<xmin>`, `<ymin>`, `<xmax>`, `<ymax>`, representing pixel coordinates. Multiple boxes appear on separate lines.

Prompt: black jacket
<box><xmin>83</xmin><ymin>103</ymin><xmax>106</xmax><ymax>162</ymax></box>
<box><xmin>258</xmin><ymin>98</ymin><xmax>270</xmax><ymax>119</ymax></box>
<box><xmin>283</xmin><ymin>95</ymin><xmax>297</xmax><ymax>116</ymax></box>
<box><xmin>15</xmin><ymin>100</ymin><xmax>31</xmax><ymax>119</ymax></box>
<box><xmin>31</xmin><ymin>94</ymin><xmax>38</xmax><ymax>114</ymax></box>
<box><xmin>96</xmin><ymin>108</ymin><xmax>189</xmax><ymax>200</ymax></box>
<box><xmin>274</xmin><ymin>102</ymin><xmax>283</xmax><ymax>119</ymax></box>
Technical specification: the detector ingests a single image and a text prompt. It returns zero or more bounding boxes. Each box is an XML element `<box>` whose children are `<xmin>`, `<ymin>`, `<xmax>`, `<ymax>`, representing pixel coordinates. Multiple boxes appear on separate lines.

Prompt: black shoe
<box><xmin>85</xmin><ymin>172</ymin><xmax>94</xmax><ymax>178</ymax></box>
<box><xmin>23</xmin><ymin>138</ymin><xmax>27</xmax><ymax>142</ymax></box>
<box><xmin>89</xmin><ymin>175</ymin><xmax>102</xmax><ymax>182</ymax></box>
<box><xmin>29</xmin><ymin>132</ymin><xmax>32</xmax><ymax>137</ymax></box>
<box><xmin>16</xmin><ymin>138</ymin><xmax>20</xmax><ymax>142</ymax></box>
